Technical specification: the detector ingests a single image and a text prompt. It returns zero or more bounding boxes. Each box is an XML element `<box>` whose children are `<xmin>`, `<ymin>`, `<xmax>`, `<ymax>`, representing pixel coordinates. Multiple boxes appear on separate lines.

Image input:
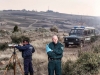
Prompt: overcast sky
<box><xmin>0</xmin><ymin>0</ymin><xmax>100</xmax><ymax>16</ymax></box>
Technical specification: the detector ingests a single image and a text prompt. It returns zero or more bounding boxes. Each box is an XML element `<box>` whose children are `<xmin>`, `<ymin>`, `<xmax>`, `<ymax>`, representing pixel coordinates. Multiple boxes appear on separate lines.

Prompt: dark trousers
<box><xmin>48</xmin><ymin>59</ymin><xmax>61</xmax><ymax>75</ymax></box>
<box><xmin>24</xmin><ymin>58</ymin><xmax>34</xmax><ymax>75</ymax></box>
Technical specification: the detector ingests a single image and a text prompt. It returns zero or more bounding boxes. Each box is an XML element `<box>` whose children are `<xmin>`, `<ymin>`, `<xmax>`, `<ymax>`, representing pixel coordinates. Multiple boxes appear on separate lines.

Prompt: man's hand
<box><xmin>19</xmin><ymin>43</ymin><xmax>23</xmax><ymax>46</ymax></box>
<box><xmin>46</xmin><ymin>44</ymin><xmax>52</xmax><ymax>53</ymax></box>
<box><xmin>13</xmin><ymin>46</ymin><xmax>15</xmax><ymax>48</ymax></box>
<box><xmin>51</xmin><ymin>50</ymin><xmax>53</xmax><ymax>52</ymax></box>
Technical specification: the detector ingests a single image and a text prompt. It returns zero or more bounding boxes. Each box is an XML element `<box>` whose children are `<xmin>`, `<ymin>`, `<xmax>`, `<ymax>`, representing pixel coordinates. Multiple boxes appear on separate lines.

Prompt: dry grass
<box><xmin>1</xmin><ymin>32</ymin><xmax>99</xmax><ymax>75</ymax></box>
<box><xmin>30</xmin><ymin>36</ymin><xmax>79</xmax><ymax>75</ymax></box>
<box><xmin>0</xmin><ymin>35</ymin><xmax>79</xmax><ymax>75</ymax></box>
<box><xmin>31</xmin><ymin>37</ymin><xmax>52</xmax><ymax>49</ymax></box>
<box><xmin>32</xmin><ymin>52</ymin><xmax>48</xmax><ymax>75</ymax></box>
<box><xmin>30</xmin><ymin>38</ymin><xmax>51</xmax><ymax>75</ymax></box>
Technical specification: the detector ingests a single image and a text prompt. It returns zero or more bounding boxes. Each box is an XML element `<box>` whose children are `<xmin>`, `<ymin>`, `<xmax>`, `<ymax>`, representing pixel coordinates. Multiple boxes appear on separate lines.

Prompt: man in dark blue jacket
<box><xmin>15</xmin><ymin>39</ymin><xmax>35</xmax><ymax>75</ymax></box>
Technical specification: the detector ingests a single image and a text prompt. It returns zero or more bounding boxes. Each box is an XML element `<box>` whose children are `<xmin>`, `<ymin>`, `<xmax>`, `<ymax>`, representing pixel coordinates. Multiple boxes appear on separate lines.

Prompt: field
<box><xmin>0</xmin><ymin>30</ymin><xmax>100</xmax><ymax>75</ymax></box>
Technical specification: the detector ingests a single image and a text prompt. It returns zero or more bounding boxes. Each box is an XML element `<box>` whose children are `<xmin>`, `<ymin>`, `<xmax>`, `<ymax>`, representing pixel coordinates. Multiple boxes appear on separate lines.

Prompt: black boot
<box><xmin>30</xmin><ymin>72</ymin><xmax>33</xmax><ymax>75</ymax></box>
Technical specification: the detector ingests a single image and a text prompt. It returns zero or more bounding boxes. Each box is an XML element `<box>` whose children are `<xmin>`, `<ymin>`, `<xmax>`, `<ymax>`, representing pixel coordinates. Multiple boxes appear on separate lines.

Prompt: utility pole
<box><xmin>48</xmin><ymin>6</ymin><xmax>49</xmax><ymax>11</ymax></box>
<box><xmin>80</xmin><ymin>16</ymin><xmax>83</xmax><ymax>26</ymax></box>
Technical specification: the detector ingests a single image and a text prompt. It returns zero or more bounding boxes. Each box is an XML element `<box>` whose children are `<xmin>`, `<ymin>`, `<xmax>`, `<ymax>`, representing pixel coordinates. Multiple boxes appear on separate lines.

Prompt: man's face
<box><xmin>52</xmin><ymin>36</ymin><xmax>58</xmax><ymax>44</ymax></box>
<box><xmin>22</xmin><ymin>41</ymin><xmax>28</xmax><ymax>45</ymax></box>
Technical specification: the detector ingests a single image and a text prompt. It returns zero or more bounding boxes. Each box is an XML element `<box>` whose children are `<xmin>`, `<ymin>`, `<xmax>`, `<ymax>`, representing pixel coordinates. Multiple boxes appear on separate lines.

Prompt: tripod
<box><xmin>3</xmin><ymin>47</ymin><xmax>24</xmax><ymax>75</ymax></box>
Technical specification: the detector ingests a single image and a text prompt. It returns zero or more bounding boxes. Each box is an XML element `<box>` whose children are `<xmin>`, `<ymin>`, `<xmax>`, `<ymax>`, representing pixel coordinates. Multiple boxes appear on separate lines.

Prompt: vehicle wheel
<box><xmin>65</xmin><ymin>43</ymin><xmax>69</xmax><ymax>47</ymax></box>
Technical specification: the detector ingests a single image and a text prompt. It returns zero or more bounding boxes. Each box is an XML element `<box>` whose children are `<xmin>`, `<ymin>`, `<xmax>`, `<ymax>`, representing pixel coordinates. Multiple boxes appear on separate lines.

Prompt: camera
<box><xmin>8</xmin><ymin>44</ymin><xmax>18</xmax><ymax>47</ymax></box>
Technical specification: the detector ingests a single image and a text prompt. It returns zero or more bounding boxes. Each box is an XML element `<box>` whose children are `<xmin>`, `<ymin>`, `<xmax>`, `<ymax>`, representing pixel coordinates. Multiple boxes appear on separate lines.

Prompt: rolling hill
<box><xmin>0</xmin><ymin>10</ymin><xmax>100</xmax><ymax>32</ymax></box>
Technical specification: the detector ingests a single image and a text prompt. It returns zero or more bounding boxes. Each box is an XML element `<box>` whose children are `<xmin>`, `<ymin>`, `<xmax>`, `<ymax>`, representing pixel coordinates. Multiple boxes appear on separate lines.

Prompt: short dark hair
<box><xmin>23</xmin><ymin>39</ymin><xmax>29</xmax><ymax>43</ymax></box>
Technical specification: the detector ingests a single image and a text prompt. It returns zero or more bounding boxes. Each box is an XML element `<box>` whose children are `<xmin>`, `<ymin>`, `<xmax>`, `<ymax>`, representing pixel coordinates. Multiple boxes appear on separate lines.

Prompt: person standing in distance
<box><xmin>15</xmin><ymin>39</ymin><xmax>35</xmax><ymax>75</ymax></box>
<box><xmin>46</xmin><ymin>35</ymin><xmax>64</xmax><ymax>75</ymax></box>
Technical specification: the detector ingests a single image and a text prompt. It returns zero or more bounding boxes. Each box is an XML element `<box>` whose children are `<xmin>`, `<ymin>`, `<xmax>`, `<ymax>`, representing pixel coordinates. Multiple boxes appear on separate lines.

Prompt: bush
<box><xmin>0</xmin><ymin>30</ymin><xmax>9</xmax><ymax>36</ymax></box>
<box><xmin>35</xmin><ymin>28</ymin><xmax>48</xmax><ymax>32</ymax></box>
<box><xmin>62</xmin><ymin>52</ymin><xmax>100</xmax><ymax>75</ymax></box>
<box><xmin>13</xmin><ymin>25</ymin><xmax>19</xmax><ymax>33</ymax></box>
<box><xmin>0</xmin><ymin>43</ymin><xmax>8</xmax><ymax>51</ymax></box>
<box><xmin>76</xmin><ymin>52</ymin><xmax>100</xmax><ymax>75</ymax></box>
<box><xmin>50</xmin><ymin>26</ymin><xmax>58</xmax><ymax>33</ymax></box>
<box><xmin>11</xmin><ymin>36</ymin><xmax>21</xmax><ymax>44</ymax></box>
<box><xmin>20</xmin><ymin>36</ymin><xmax>30</xmax><ymax>42</ymax></box>
<box><xmin>11</xmin><ymin>35</ymin><xmax>30</xmax><ymax>44</ymax></box>
<box><xmin>90</xmin><ymin>36</ymin><xmax>98</xmax><ymax>43</ymax></box>
<box><xmin>93</xmin><ymin>45</ymin><xmax>100</xmax><ymax>53</ymax></box>
<box><xmin>62</xmin><ymin>60</ymin><xmax>75</xmax><ymax>75</ymax></box>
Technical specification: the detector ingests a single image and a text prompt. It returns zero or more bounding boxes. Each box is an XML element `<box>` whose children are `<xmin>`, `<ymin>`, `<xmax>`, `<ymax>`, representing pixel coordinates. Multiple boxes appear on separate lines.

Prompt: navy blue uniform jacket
<box><xmin>15</xmin><ymin>44</ymin><xmax>35</xmax><ymax>59</ymax></box>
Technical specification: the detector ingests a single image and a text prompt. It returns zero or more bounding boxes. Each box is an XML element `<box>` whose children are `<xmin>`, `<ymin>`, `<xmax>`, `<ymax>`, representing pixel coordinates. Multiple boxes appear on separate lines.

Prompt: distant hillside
<box><xmin>0</xmin><ymin>10</ymin><xmax>100</xmax><ymax>32</ymax></box>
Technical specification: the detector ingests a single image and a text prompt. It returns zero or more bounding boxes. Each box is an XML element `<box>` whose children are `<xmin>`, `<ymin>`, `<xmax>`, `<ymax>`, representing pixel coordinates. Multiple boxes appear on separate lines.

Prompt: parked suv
<box><xmin>64</xmin><ymin>26</ymin><xmax>96</xmax><ymax>47</ymax></box>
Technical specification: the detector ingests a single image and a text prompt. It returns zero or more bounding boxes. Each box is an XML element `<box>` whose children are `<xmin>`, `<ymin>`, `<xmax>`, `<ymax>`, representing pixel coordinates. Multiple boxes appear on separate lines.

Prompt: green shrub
<box><xmin>90</xmin><ymin>36</ymin><xmax>98</xmax><ymax>43</ymax></box>
<box><xmin>76</xmin><ymin>52</ymin><xmax>100</xmax><ymax>75</ymax></box>
<box><xmin>13</xmin><ymin>25</ymin><xmax>19</xmax><ymax>33</ymax></box>
<box><xmin>11</xmin><ymin>35</ymin><xmax>30</xmax><ymax>44</ymax></box>
<box><xmin>50</xmin><ymin>26</ymin><xmax>58</xmax><ymax>33</ymax></box>
<box><xmin>62</xmin><ymin>52</ymin><xmax>100</xmax><ymax>75</ymax></box>
<box><xmin>0</xmin><ymin>30</ymin><xmax>9</xmax><ymax>36</ymax></box>
<box><xmin>62</xmin><ymin>60</ymin><xmax>75</xmax><ymax>75</ymax></box>
<box><xmin>93</xmin><ymin>46</ymin><xmax>100</xmax><ymax>53</ymax></box>
<box><xmin>0</xmin><ymin>43</ymin><xmax>8</xmax><ymax>51</ymax></box>
<box><xmin>93</xmin><ymin>45</ymin><xmax>100</xmax><ymax>53</ymax></box>
<box><xmin>11</xmin><ymin>36</ymin><xmax>21</xmax><ymax>44</ymax></box>
<box><xmin>35</xmin><ymin>28</ymin><xmax>48</xmax><ymax>32</ymax></box>
<box><xmin>19</xmin><ymin>36</ymin><xmax>30</xmax><ymax>42</ymax></box>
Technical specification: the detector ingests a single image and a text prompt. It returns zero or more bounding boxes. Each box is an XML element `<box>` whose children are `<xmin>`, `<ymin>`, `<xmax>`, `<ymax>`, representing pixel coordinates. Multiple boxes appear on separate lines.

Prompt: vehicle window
<box><xmin>84</xmin><ymin>30</ymin><xmax>88</xmax><ymax>35</ymax></box>
<box><xmin>70</xmin><ymin>29</ymin><xmax>83</xmax><ymax>35</ymax></box>
<box><xmin>70</xmin><ymin>29</ymin><xmax>75</xmax><ymax>33</ymax></box>
<box><xmin>84</xmin><ymin>29</ymin><xmax>95</xmax><ymax>36</ymax></box>
<box><xmin>91</xmin><ymin>29</ymin><xmax>95</xmax><ymax>34</ymax></box>
<box><xmin>88</xmin><ymin>30</ymin><xmax>90</xmax><ymax>34</ymax></box>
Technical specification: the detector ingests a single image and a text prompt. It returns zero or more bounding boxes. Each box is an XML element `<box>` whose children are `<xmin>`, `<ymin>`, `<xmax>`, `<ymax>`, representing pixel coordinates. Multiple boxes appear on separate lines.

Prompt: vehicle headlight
<box><xmin>66</xmin><ymin>38</ymin><xmax>68</xmax><ymax>40</ymax></box>
<box><xmin>76</xmin><ymin>39</ymin><xmax>78</xmax><ymax>41</ymax></box>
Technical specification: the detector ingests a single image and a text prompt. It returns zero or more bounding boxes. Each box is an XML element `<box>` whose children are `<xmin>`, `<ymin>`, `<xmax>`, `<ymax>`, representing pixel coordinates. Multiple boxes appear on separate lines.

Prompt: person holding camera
<box><xmin>15</xmin><ymin>39</ymin><xmax>35</xmax><ymax>75</ymax></box>
<box><xmin>46</xmin><ymin>35</ymin><xmax>64</xmax><ymax>75</ymax></box>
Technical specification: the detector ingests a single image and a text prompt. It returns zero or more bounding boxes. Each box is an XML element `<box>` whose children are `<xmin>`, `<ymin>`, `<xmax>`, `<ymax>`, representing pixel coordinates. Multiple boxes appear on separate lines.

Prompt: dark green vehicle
<box><xmin>64</xmin><ymin>26</ymin><xmax>96</xmax><ymax>47</ymax></box>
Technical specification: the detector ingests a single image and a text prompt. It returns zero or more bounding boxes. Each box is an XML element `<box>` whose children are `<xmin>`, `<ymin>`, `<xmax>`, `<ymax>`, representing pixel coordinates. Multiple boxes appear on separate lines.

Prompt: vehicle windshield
<box><xmin>70</xmin><ymin>29</ymin><xmax>84</xmax><ymax>36</ymax></box>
